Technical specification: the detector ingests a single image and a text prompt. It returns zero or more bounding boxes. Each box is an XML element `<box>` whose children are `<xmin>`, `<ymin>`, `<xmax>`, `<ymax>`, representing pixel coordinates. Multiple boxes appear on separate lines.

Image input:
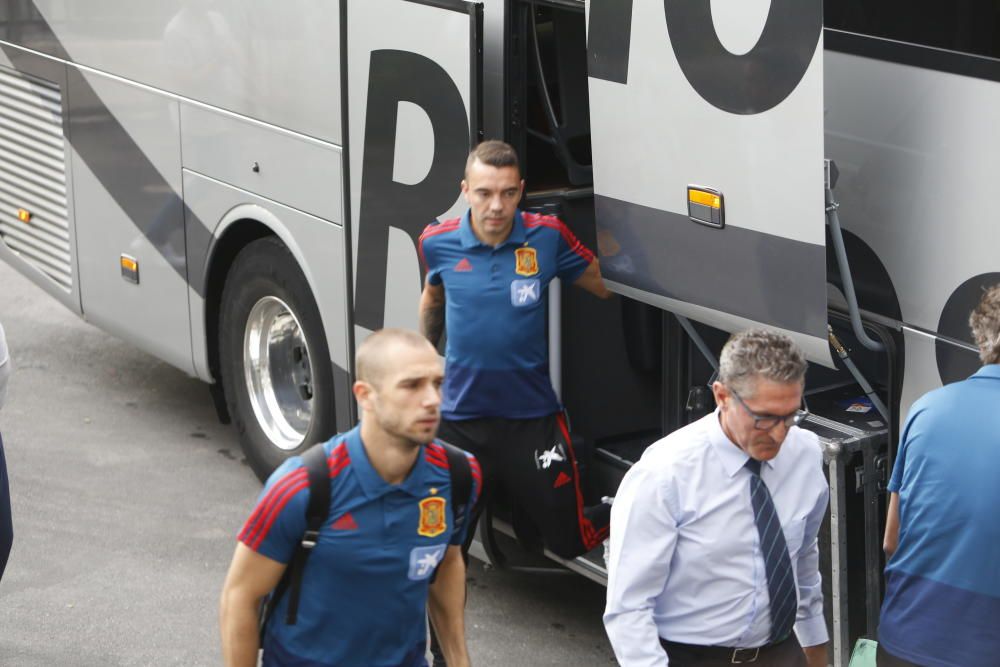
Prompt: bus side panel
<box><xmin>827</xmin><ymin>51</ymin><xmax>1000</xmax><ymax>348</ymax></box>
<box><xmin>179</xmin><ymin>103</ymin><xmax>344</xmax><ymax>224</ymax></box>
<box><xmin>67</xmin><ymin>67</ymin><xmax>195</xmax><ymax>375</ymax></box>
<box><xmin>10</xmin><ymin>0</ymin><xmax>342</xmax><ymax>144</ymax></box>
<box><xmin>182</xmin><ymin>172</ymin><xmax>353</xmax><ymax>432</ymax></box>
<box><xmin>0</xmin><ymin>45</ymin><xmax>81</xmax><ymax>315</ymax></box>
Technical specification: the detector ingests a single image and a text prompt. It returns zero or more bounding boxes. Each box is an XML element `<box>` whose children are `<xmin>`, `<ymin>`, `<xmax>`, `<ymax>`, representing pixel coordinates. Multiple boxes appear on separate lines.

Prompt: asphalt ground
<box><xmin>0</xmin><ymin>261</ymin><xmax>615</xmax><ymax>666</ymax></box>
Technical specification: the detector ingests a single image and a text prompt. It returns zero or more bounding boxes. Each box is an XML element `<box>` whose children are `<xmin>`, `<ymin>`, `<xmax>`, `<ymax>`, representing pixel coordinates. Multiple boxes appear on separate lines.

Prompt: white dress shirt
<box><xmin>604</xmin><ymin>410</ymin><xmax>829</xmax><ymax>667</ymax></box>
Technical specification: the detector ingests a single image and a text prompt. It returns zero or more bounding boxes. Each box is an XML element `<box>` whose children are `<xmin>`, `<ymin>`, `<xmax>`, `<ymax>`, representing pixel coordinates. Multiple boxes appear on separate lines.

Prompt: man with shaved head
<box><xmin>221</xmin><ymin>328</ymin><xmax>481</xmax><ymax>667</ymax></box>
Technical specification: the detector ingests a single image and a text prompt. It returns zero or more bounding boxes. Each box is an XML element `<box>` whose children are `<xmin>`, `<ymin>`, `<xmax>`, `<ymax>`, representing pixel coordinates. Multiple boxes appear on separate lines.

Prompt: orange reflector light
<box><xmin>688</xmin><ymin>189</ymin><xmax>721</xmax><ymax>209</ymax></box>
<box><xmin>687</xmin><ymin>185</ymin><xmax>725</xmax><ymax>229</ymax></box>
<box><xmin>17</xmin><ymin>208</ymin><xmax>32</xmax><ymax>222</ymax></box>
<box><xmin>120</xmin><ymin>254</ymin><xmax>140</xmax><ymax>284</ymax></box>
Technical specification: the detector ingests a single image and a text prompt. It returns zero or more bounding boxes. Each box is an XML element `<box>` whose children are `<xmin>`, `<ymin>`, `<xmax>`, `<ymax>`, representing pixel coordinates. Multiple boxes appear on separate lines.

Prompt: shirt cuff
<box><xmin>794</xmin><ymin>614</ymin><xmax>829</xmax><ymax>648</ymax></box>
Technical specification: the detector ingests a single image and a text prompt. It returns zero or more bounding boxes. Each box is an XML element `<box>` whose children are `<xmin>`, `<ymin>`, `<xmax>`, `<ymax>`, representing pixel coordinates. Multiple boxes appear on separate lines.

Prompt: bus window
<box><xmin>826</xmin><ymin>0</ymin><xmax>1000</xmax><ymax>60</ymax></box>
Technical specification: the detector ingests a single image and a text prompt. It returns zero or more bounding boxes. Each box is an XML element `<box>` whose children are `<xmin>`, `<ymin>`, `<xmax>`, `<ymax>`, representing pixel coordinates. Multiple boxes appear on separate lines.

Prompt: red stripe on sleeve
<box><xmin>245</xmin><ymin>477</ymin><xmax>310</xmax><ymax>550</ymax></box>
<box><xmin>523</xmin><ymin>214</ymin><xmax>596</xmax><ymax>263</ymax></box>
<box><xmin>418</xmin><ymin>220</ymin><xmax>461</xmax><ymax>276</ymax></box>
<box><xmin>425</xmin><ymin>448</ymin><xmax>448</xmax><ymax>461</ymax></box>
<box><xmin>327</xmin><ymin>442</ymin><xmax>348</xmax><ymax>469</ymax></box>
<box><xmin>239</xmin><ymin>468</ymin><xmax>309</xmax><ymax>549</ymax></box>
<box><xmin>426</xmin><ymin>457</ymin><xmax>449</xmax><ymax>470</ymax></box>
<box><xmin>239</xmin><ymin>467</ymin><xmax>307</xmax><ymax>541</ymax></box>
<box><xmin>418</xmin><ymin>219</ymin><xmax>461</xmax><ymax>242</ymax></box>
<box><xmin>425</xmin><ymin>442</ymin><xmax>449</xmax><ymax>467</ymax></box>
<box><xmin>330</xmin><ymin>457</ymin><xmax>350</xmax><ymax>479</ymax></box>
<box><xmin>469</xmin><ymin>456</ymin><xmax>482</xmax><ymax>487</ymax></box>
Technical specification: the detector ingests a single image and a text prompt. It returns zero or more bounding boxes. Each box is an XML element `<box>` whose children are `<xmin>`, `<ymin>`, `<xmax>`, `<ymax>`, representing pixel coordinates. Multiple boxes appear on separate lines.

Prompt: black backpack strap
<box><xmin>439</xmin><ymin>441</ymin><xmax>474</xmax><ymax>533</ymax></box>
<box><xmin>259</xmin><ymin>443</ymin><xmax>331</xmax><ymax>640</ymax></box>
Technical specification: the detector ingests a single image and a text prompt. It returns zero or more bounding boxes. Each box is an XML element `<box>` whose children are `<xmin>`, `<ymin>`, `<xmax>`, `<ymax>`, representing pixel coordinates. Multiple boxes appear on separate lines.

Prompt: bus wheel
<box><xmin>218</xmin><ymin>237</ymin><xmax>336</xmax><ymax>482</ymax></box>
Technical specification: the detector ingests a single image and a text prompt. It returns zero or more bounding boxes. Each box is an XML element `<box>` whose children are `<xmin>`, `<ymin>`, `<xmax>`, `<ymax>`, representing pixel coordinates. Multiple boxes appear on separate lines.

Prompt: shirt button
<box><xmin>491</xmin><ymin>264</ymin><xmax>499</xmax><ymax>273</ymax></box>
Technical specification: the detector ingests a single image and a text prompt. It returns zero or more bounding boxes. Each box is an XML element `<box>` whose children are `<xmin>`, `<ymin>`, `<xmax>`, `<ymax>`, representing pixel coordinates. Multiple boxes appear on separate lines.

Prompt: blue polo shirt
<box><xmin>239</xmin><ymin>425</ymin><xmax>481</xmax><ymax>667</ymax></box>
<box><xmin>419</xmin><ymin>209</ymin><xmax>594</xmax><ymax>420</ymax></box>
<box><xmin>879</xmin><ymin>364</ymin><xmax>1000</xmax><ymax>667</ymax></box>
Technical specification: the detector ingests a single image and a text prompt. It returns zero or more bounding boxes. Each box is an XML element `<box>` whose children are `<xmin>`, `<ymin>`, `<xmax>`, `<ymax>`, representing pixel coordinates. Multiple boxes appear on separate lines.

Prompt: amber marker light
<box><xmin>17</xmin><ymin>208</ymin><xmax>32</xmax><ymax>222</ymax></box>
<box><xmin>688</xmin><ymin>188</ymin><xmax>721</xmax><ymax>210</ymax></box>
<box><xmin>686</xmin><ymin>185</ymin><xmax>725</xmax><ymax>229</ymax></box>
<box><xmin>120</xmin><ymin>254</ymin><xmax>140</xmax><ymax>284</ymax></box>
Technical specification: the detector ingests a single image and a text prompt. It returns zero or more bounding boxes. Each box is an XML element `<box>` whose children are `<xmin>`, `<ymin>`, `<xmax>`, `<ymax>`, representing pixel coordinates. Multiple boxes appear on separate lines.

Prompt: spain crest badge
<box><xmin>514</xmin><ymin>247</ymin><xmax>539</xmax><ymax>276</ymax></box>
<box><xmin>418</xmin><ymin>497</ymin><xmax>447</xmax><ymax>537</ymax></box>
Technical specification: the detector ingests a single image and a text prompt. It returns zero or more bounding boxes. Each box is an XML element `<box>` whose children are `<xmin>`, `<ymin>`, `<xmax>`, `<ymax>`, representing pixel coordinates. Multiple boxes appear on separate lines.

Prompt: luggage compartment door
<box><xmin>586</xmin><ymin>0</ymin><xmax>829</xmax><ymax>362</ymax></box>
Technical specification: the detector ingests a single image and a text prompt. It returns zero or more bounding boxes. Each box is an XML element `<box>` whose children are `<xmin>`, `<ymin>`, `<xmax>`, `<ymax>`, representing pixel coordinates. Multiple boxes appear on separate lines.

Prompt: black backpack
<box><xmin>259</xmin><ymin>440</ymin><xmax>474</xmax><ymax>638</ymax></box>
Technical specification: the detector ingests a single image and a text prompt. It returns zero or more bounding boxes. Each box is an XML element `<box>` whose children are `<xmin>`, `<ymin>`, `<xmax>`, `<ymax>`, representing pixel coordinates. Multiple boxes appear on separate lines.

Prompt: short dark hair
<box><xmin>356</xmin><ymin>328</ymin><xmax>434</xmax><ymax>388</ymax></box>
<box><xmin>465</xmin><ymin>140</ymin><xmax>519</xmax><ymax>178</ymax></box>
<box><xmin>969</xmin><ymin>284</ymin><xmax>1000</xmax><ymax>365</ymax></box>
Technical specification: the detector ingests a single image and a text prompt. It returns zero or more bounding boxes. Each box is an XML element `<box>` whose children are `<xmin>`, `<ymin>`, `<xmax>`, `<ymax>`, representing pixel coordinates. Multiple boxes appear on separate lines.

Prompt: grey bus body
<box><xmin>1</xmin><ymin>1</ymin><xmax>996</xmax><ymax>664</ymax></box>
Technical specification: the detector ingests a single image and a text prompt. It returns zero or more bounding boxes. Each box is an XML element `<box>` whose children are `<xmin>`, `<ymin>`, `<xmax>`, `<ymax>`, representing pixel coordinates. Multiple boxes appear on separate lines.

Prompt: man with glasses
<box><xmin>604</xmin><ymin>329</ymin><xmax>829</xmax><ymax>666</ymax></box>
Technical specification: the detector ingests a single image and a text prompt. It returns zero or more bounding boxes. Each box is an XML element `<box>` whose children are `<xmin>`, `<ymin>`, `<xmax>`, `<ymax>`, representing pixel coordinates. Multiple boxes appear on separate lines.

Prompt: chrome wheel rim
<box><xmin>243</xmin><ymin>296</ymin><xmax>313</xmax><ymax>451</ymax></box>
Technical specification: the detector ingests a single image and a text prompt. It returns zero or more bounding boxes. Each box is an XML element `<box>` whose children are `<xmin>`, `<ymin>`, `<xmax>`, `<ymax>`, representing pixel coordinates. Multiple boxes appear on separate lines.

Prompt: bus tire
<box><xmin>218</xmin><ymin>236</ymin><xmax>336</xmax><ymax>482</ymax></box>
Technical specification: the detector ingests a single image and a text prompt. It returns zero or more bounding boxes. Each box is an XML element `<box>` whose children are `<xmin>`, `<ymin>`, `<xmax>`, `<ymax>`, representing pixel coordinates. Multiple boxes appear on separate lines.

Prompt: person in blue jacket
<box><xmin>879</xmin><ymin>284</ymin><xmax>1000</xmax><ymax>667</ymax></box>
<box><xmin>220</xmin><ymin>328</ymin><xmax>480</xmax><ymax>667</ymax></box>
<box><xmin>0</xmin><ymin>320</ymin><xmax>12</xmax><ymax>582</ymax></box>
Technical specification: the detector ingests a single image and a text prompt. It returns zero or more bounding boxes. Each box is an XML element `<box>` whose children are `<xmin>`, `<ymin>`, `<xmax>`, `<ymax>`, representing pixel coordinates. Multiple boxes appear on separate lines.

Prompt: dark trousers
<box><xmin>660</xmin><ymin>635</ymin><xmax>807</xmax><ymax>667</ymax></box>
<box><xmin>877</xmin><ymin>644</ymin><xmax>923</xmax><ymax>667</ymax></box>
<box><xmin>0</xmin><ymin>432</ymin><xmax>12</xmax><ymax>582</ymax></box>
<box><xmin>429</xmin><ymin>413</ymin><xmax>610</xmax><ymax>666</ymax></box>
<box><xmin>439</xmin><ymin>412</ymin><xmax>609</xmax><ymax>560</ymax></box>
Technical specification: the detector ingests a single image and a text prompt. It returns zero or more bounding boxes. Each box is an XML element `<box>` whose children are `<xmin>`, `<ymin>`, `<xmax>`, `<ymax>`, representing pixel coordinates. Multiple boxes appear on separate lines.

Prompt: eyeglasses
<box><xmin>729</xmin><ymin>389</ymin><xmax>809</xmax><ymax>431</ymax></box>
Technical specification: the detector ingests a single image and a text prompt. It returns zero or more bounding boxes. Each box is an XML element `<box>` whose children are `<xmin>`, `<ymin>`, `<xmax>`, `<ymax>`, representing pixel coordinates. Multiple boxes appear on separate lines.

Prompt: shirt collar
<box><xmin>345</xmin><ymin>425</ymin><xmax>430</xmax><ymax>499</ymax></box>
<box><xmin>971</xmin><ymin>364</ymin><xmax>1000</xmax><ymax>381</ymax></box>
<box><xmin>706</xmin><ymin>408</ymin><xmax>779</xmax><ymax>478</ymax></box>
<box><xmin>458</xmin><ymin>209</ymin><xmax>526</xmax><ymax>249</ymax></box>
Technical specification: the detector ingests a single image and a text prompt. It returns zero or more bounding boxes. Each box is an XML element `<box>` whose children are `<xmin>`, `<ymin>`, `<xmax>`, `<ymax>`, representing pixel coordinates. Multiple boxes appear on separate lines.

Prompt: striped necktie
<box><xmin>745</xmin><ymin>457</ymin><xmax>797</xmax><ymax>642</ymax></box>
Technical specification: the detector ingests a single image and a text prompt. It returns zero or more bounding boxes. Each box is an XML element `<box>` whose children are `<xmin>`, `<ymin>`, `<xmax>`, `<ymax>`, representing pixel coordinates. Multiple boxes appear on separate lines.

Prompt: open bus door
<box><xmin>584</xmin><ymin>6</ymin><xmax>894</xmax><ymax>663</ymax></box>
<box><xmin>585</xmin><ymin>0</ymin><xmax>830</xmax><ymax>364</ymax></box>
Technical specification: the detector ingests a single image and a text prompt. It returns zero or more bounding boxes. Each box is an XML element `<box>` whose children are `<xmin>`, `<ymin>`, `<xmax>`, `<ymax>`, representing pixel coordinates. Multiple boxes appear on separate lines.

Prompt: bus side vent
<box><xmin>0</xmin><ymin>66</ymin><xmax>73</xmax><ymax>292</ymax></box>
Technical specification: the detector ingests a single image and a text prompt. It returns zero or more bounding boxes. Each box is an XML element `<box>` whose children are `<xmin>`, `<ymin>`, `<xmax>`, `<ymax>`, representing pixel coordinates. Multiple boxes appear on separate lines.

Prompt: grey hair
<box><xmin>969</xmin><ymin>284</ymin><xmax>1000</xmax><ymax>365</ymax></box>
<box><xmin>718</xmin><ymin>329</ymin><xmax>808</xmax><ymax>397</ymax></box>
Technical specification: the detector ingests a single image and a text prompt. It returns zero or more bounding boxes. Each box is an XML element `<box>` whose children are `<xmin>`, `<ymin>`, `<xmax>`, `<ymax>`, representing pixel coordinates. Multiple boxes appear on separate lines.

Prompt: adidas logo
<box><xmin>454</xmin><ymin>258</ymin><xmax>472</xmax><ymax>272</ymax></box>
<box><xmin>331</xmin><ymin>512</ymin><xmax>358</xmax><ymax>531</ymax></box>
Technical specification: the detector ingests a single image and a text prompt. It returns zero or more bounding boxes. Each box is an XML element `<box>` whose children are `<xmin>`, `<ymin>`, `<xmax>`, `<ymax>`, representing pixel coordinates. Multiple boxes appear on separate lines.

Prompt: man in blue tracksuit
<box><xmin>879</xmin><ymin>284</ymin><xmax>1000</xmax><ymax>667</ymax></box>
<box><xmin>419</xmin><ymin>142</ymin><xmax>614</xmax><ymax>667</ymax></box>
<box><xmin>220</xmin><ymin>329</ymin><xmax>480</xmax><ymax>667</ymax></box>
<box><xmin>418</xmin><ymin>140</ymin><xmax>612</xmax><ymax>564</ymax></box>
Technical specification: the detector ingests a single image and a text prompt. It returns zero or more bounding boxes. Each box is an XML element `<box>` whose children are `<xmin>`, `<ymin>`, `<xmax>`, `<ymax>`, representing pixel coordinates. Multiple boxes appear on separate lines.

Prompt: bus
<box><xmin>1</xmin><ymin>1</ymin><xmax>996</xmax><ymax>663</ymax></box>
